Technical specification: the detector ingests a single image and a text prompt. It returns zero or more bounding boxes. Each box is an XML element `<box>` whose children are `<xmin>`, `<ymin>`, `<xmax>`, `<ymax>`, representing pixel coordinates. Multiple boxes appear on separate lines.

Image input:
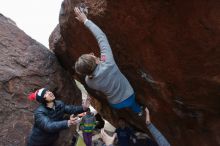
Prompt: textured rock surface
<box><xmin>49</xmin><ymin>0</ymin><xmax>220</xmax><ymax>145</ymax></box>
<box><xmin>0</xmin><ymin>14</ymin><xmax>81</xmax><ymax>146</ymax></box>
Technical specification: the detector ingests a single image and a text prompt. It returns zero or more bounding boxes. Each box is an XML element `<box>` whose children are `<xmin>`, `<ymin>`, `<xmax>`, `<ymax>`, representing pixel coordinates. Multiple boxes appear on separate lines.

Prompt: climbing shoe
<box><xmin>138</xmin><ymin>106</ymin><xmax>144</xmax><ymax>116</ymax></box>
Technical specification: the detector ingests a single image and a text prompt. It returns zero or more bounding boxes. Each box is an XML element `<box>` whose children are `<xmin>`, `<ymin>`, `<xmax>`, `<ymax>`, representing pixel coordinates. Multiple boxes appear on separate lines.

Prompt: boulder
<box><xmin>0</xmin><ymin>14</ymin><xmax>81</xmax><ymax>146</ymax></box>
<box><xmin>49</xmin><ymin>0</ymin><xmax>220</xmax><ymax>145</ymax></box>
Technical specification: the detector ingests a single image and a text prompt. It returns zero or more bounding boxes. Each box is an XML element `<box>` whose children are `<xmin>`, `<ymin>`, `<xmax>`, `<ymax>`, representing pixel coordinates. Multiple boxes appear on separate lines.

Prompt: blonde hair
<box><xmin>75</xmin><ymin>54</ymin><xmax>97</xmax><ymax>76</ymax></box>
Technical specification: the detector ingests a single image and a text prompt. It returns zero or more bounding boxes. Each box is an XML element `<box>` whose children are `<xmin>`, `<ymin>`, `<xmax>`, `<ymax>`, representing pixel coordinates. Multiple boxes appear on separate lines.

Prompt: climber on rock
<box><xmin>27</xmin><ymin>88</ymin><xmax>91</xmax><ymax>146</ymax></box>
<box><xmin>74</xmin><ymin>7</ymin><xmax>143</xmax><ymax>116</ymax></box>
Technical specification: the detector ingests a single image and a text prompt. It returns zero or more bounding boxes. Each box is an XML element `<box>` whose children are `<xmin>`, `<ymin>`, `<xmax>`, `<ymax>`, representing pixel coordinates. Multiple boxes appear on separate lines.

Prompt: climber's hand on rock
<box><xmin>74</xmin><ymin>7</ymin><xmax>87</xmax><ymax>23</ymax></box>
<box><xmin>145</xmin><ymin>107</ymin><xmax>151</xmax><ymax>125</ymax></box>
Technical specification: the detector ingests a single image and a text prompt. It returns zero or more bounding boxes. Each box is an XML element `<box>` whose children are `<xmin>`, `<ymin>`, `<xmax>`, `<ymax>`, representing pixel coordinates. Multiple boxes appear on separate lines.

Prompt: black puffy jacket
<box><xmin>27</xmin><ymin>100</ymin><xmax>85</xmax><ymax>146</ymax></box>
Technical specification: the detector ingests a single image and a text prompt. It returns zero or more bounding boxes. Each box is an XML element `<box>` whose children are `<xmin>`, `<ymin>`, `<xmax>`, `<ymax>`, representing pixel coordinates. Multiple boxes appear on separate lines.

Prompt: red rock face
<box><xmin>50</xmin><ymin>0</ymin><xmax>220</xmax><ymax>145</ymax></box>
<box><xmin>0</xmin><ymin>14</ymin><xmax>81</xmax><ymax>146</ymax></box>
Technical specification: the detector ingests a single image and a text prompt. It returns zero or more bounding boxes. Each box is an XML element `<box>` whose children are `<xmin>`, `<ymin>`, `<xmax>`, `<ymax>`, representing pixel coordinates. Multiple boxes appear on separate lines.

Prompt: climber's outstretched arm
<box><xmin>74</xmin><ymin>7</ymin><xmax>115</xmax><ymax>64</ymax></box>
<box><xmin>145</xmin><ymin>107</ymin><xmax>171</xmax><ymax>146</ymax></box>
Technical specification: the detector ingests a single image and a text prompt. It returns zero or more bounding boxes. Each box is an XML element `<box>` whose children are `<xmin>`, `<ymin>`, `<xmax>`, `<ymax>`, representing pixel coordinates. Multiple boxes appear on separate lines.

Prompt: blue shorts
<box><xmin>110</xmin><ymin>94</ymin><xmax>141</xmax><ymax>113</ymax></box>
